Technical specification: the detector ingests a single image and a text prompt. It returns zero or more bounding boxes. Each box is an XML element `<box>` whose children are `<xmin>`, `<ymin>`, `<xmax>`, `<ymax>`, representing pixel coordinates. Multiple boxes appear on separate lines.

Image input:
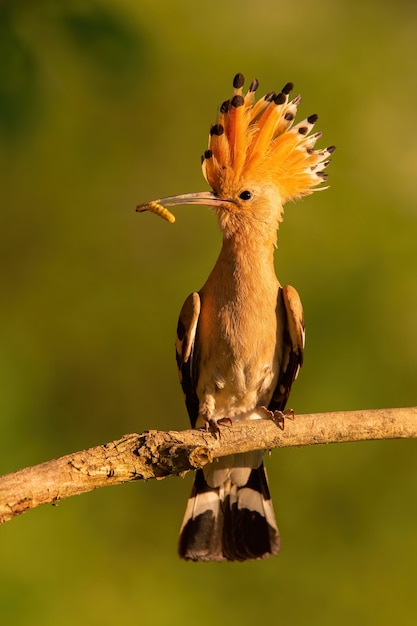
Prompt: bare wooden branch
<box><xmin>1</xmin><ymin>406</ymin><xmax>416</xmax><ymax>525</ymax></box>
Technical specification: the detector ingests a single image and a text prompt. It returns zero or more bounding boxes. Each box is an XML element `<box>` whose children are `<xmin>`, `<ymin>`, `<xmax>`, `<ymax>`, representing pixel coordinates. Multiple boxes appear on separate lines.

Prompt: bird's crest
<box><xmin>202</xmin><ymin>73</ymin><xmax>334</xmax><ymax>204</ymax></box>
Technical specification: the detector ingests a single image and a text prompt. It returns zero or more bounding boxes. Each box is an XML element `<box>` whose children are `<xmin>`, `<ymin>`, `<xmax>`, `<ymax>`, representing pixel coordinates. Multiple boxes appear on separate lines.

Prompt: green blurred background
<box><xmin>1</xmin><ymin>0</ymin><xmax>416</xmax><ymax>623</ymax></box>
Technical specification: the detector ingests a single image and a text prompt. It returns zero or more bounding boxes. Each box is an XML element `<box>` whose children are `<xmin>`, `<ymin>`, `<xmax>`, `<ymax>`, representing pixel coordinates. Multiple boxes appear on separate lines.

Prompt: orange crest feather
<box><xmin>202</xmin><ymin>74</ymin><xmax>334</xmax><ymax>204</ymax></box>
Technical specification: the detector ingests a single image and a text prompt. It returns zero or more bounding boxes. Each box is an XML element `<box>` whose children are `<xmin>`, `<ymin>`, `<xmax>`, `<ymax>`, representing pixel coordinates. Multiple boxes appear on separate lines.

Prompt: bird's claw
<box><xmin>271</xmin><ymin>409</ymin><xmax>295</xmax><ymax>430</ymax></box>
<box><xmin>259</xmin><ymin>406</ymin><xmax>274</xmax><ymax>419</ymax></box>
<box><xmin>259</xmin><ymin>406</ymin><xmax>295</xmax><ymax>430</ymax></box>
<box><xmin>204</xmin><ymin>417</ymin><xmax>233</xmax><ymax>438</ymax></box>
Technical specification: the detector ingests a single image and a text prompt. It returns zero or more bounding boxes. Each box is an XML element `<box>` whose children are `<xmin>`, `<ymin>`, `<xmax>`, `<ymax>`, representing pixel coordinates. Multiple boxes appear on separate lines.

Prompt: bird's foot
<box><xmin>204</xmin><ymin>417</ymin><xmax>233</xmax><ymax>438</ymax></box>
<box><xmin>272</xmin><ymin>409</ymin><xmax>295</xmax><ymax>431</ymax></box>
<box><xmin>259</xmin><ymin>406</ymin><xmax>295</xmax><ymax>430</ymax></box>
<box><xmin>259</xmin><ymin>406</ymin><xmax>274</xmax><ymax>419</ymax></box>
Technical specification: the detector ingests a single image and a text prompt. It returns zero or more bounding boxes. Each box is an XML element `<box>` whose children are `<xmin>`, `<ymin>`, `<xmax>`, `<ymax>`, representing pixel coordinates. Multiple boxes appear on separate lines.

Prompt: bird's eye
<box><xmin>239</xmin><ymin>190</ymin><xmax>252</xmax><ymax>201</ymax></box>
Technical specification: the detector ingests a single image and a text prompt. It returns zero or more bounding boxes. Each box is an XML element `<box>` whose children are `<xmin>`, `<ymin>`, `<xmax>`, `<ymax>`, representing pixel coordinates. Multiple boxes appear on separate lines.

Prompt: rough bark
<box><xmin>1</xmin><ymin>406</ymin><xmax>416</xmax><ymax>524</ymax></box>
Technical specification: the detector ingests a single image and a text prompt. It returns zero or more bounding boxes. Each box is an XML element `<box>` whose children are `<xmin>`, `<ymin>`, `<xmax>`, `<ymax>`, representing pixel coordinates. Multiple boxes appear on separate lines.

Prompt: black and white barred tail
<box><xmin>178</xmin><ymin>459</ymin><xmax>280</xmax><ymax>562</ymax></box>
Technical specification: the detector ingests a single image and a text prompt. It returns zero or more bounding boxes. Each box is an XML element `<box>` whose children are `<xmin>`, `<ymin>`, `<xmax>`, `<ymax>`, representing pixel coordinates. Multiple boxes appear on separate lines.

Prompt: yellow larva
<box><xmin>137</xmin><ymin>201</ymin><xmax>175</xmax><ymax>223</ymax></box>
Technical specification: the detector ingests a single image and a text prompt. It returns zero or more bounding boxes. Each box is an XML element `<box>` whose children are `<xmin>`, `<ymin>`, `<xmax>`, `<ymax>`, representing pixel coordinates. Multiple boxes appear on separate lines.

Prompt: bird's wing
<box><xmin>269</xmin><ymin>284</ymin><xmax>305</xmax><ymax>412</ymax></box>
<box><xmin>175</xmin><ymin>291</ymin><xmax>201</xmax><ymax>427</ymax></box>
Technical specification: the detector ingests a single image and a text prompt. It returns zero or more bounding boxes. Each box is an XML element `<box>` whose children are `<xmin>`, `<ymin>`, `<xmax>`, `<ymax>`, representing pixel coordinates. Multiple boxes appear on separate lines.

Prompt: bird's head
<box><xmin>137</xmin><ymin>73</ymin><xmax>334</xmax><ymax>240</ymax></box>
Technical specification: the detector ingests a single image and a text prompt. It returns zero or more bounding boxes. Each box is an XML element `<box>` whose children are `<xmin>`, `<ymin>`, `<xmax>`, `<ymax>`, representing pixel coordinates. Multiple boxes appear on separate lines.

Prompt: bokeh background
<box><xmin>1</xmin><ymin>0</ymin><xmax>417</xmax><ymax>624</ymax></box>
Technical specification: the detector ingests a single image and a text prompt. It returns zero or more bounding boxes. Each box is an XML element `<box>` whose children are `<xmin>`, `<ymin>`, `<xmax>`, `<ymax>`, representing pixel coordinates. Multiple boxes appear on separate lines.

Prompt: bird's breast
<box><xmin>195</xmin><ymin>278</ymin><xmax>283</xmax><ymax>420</ymax></box>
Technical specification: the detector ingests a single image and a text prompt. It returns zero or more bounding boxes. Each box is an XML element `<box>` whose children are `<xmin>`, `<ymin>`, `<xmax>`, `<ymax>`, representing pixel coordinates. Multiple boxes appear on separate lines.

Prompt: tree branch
<box><xmin>1</xmin><ymin>406</ymin><xmax>416</xmax><ymax>525</ymax></box>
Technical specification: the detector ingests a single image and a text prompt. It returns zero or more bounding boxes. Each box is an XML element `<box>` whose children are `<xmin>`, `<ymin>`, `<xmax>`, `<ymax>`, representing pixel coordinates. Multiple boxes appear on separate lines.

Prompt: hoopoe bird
<box><xmin>137</xmin><ymin>73</ymin><xmax>334</xmax><ymax>561</ymax></box>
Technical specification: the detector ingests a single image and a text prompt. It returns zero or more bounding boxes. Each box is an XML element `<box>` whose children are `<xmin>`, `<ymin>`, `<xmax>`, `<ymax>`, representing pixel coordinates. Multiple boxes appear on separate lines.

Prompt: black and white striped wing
<box><xmin>270</xmin><ymin>284</ymin><xmax>305</xmax><ymax>412</ymax></box>
<box><xmin>175</xmin><ymin>291</ymin><xmax>201</xmax><ymax>427</ymax></box>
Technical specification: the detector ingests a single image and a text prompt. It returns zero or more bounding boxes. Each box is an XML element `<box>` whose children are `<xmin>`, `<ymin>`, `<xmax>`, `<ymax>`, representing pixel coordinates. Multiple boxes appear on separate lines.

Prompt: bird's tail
<box><xmin>178</xmin><ymin>460</ymin><xmax>280</xmax><ymax>562</ymax></box>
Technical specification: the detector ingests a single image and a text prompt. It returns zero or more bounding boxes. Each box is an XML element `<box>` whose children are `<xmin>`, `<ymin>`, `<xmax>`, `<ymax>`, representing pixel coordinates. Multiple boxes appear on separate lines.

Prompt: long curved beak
<box><xmin>136</xmin><ymin>191</ymin><xmax>231</xmax><ymax>223</ymax></box>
